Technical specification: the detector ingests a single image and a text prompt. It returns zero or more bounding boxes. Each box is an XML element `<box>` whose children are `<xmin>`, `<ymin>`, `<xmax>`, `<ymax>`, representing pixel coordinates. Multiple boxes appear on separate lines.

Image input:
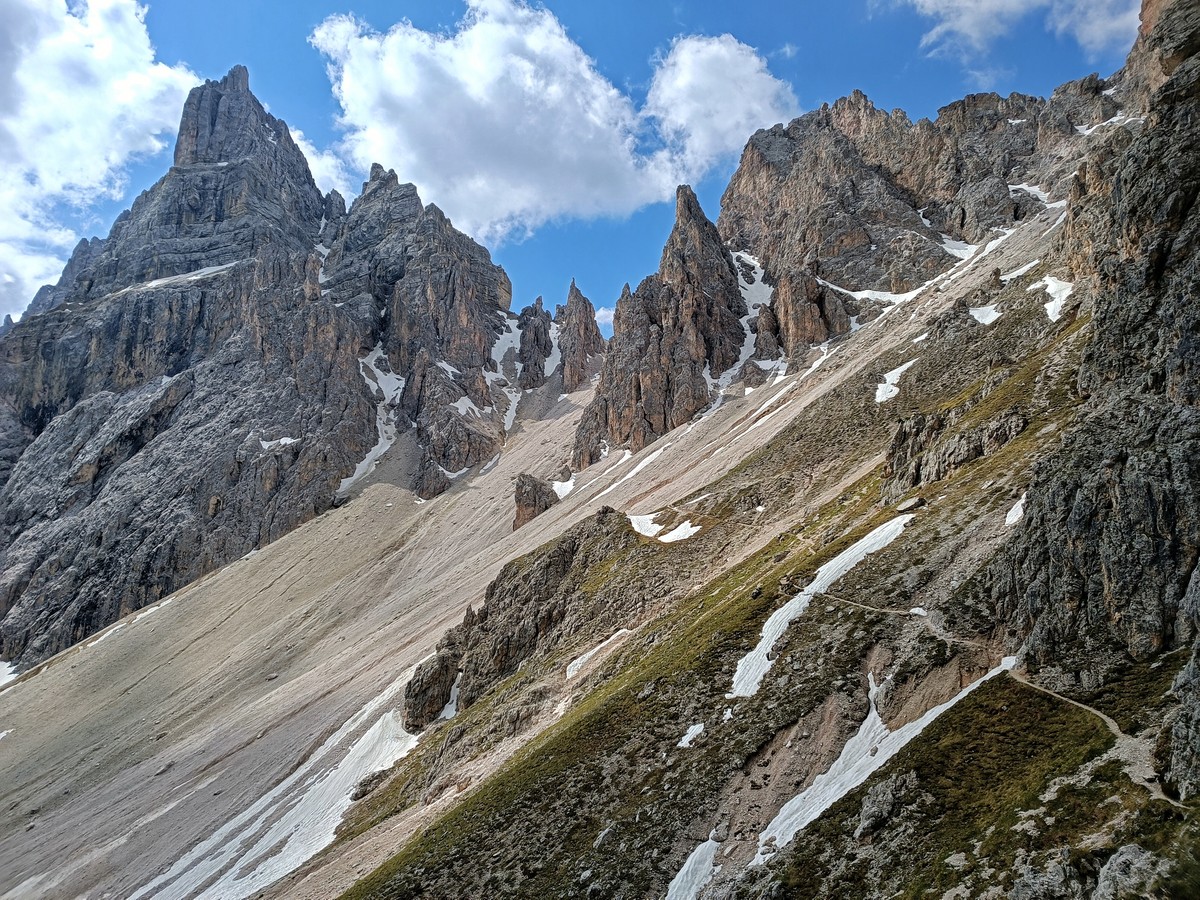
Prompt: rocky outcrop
<box><xmin>882</xmin><ymin>409</ymin><xmax>1028</xmax><ymax>503</ymax></box>
<box><xmin>970</xmin><ymin>0</ymin><xmax>1200</xmax><ymax>796</ymax></box>
<box><xmin>516</xmin><ymin>299</ymin><xmax>553</xmax><ymax>390</ymax></box>
<box><xmin>402</xmin><ymin>507</ymin><xmax>639</xmax><ymax>726</ymax></box>
<box><xmin>555</xmin><ymin>281</ymin><xmax>605</xmax><ymax>392</ymax></box>
<box><xmin>512</xmin><ymin>473</ymin><xmax>559</xmax><ymax>530</ymax></box>
<box><xmin>572</xmin><ymin>186</ymin><xmax>746</xmax><ymax>468</ymax></box>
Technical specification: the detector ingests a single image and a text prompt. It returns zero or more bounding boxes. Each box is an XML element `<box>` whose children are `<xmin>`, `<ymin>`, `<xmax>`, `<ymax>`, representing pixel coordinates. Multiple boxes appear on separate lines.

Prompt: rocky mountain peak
<box><xmin>572</xmin><ymin>187</ymin><xmax>746</xmax><ymax>467</ymax></box>
<box><xmin>174</xmin><ymin>64</ymin><xmax>298</xmax><ymax>169</ymax></box>
<box><xmin>554</xmin><ymin>280</ymin><xmax>605</xmax><ymax>392</ymax></box>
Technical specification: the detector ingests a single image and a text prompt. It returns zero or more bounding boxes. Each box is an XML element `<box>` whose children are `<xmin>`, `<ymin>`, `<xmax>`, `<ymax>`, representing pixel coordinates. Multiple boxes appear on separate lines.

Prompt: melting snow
<box><xmin>337</xmin><ymin>345</ymin><xmax>406</xmax><ymax>498</ymax></box>
<box><xmin>1008</xmin><ymin>183</ymin><xmax>1050</xmax><ymax>203</ymax></box>
<box><xmin>728</xmin><ymin>515</ymin><xmax>916</xmax><ymax>698</ymax></box>
<box><xmin>1001</xmin><ymin>259</ymin><xmax>1040</xmax><ymax>282</ymax></box>
<box><xmin>566</xmin><ymin>630</ymin><xmax>632</xmax><ymax>680</ymax></box>
<box><xmin>120</xmin><ymin>261</ymin><xmax>246</xmax><ymax>295</ymax></box>
<box><xmin>552</xmin><ymin>474</ymin><xmax>576</xmax><ymax>499</ymax></box>
<box><xmin>1028</xmin><ymin>276</ymin><xmax>1074</xmax><ymax>322</ymax></box>
<box><xmin>940</xmin><ymin>235</ymin><xmax>977</xmax><ymax>260</ymax></box>
<box><xmin>1005</xmin><ymin>492</ymin><xmax>1027</xmax><ymax>527</ymax></box>
<box><xmin>659</xmin><ymin>521</ymin><xmax>702</xmax><ymax>543</ymax></box>
<box><xmin>912</xmin><ymin>332</ymin><xmax>929</xmax><ymax>344</ymax></box>
<box><xmin>133</xmin><ymin>598</ymin><xmax>175</xmax><ymax>624</ymax></box>
<box><xmin>666</xmin><ymin>839</ymin><xmax>721</xmax><ymax>900</ymax></box>
<box><xmin>714</xmin><ymin>251</ymin><xmax>777</xmax><ymax>391</ymax></box>
<box><xmin>0</xmin><ymin>661</ymin><xmax>17</xmax><ymax>689</ymax></box>
<box><xmin>678</xmin><ymin>723</ymin><xmax>705</xmax><ymax>748</ymax></box>
<box><xmin>594</xmin><ymin>444</ymin><xmax>670</xmax><ymax>501</ymax></box>
<box><xmin>875</xmin><ymin>359</ymin><xmax>918</xmax><ymax>404</ymax></box>
<box><xmin>749</xmin><ymin>657</ymin><xmax>1018</xmax><ymax>866</ymax></box>
<box><xmin>629</xmin><ymin>514</ymin><xmax>666</xmax><ymax>538</ymax></box>
<box><xmin>486</xmin><ymin>314</ymin><xmax>523</xmax><ymax>436</ymax></box>
<box><xmin>439</xmin><ymin>673</ymin><xmax>462</xmax><ymax>720</ymax></box>
<box><xmin>435</xmin><ymin>360</ymin><xmax>461</xmax><ymax>378</ymax></box>
<box><xmin>909</xmin><ymin>607</ymin><xmax>928</xmax><ymax>617</ymax></box>
<box><xmin>259</xmin><ymin>436</ymin><xmax>299</xmax><ymax>450</ymax></box>
<box><xmin>969</xmin><ymin>305</ymin><xmax>1001</xmax><ymax>325</ymax></box>
<box><xmin>449</xmin><ymin>396</ymin><xmax>491</xmax><ymax>418</ymax></box>
<box><xmin>129</xmin><ymin>666</ymin><xmax>423</xmax><ymax>900</ymax></box>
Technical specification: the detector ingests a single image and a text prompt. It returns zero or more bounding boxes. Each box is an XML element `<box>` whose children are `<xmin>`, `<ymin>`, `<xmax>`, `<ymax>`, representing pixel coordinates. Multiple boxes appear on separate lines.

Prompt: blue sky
<box><xmin>0</xmin><ymin>0</ymin><xmax>1140</xmax><ymax>323</ymax></box>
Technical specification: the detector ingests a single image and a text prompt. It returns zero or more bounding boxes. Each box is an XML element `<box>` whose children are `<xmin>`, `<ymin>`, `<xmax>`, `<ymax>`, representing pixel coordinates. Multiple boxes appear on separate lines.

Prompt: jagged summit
<box><xmin>573</xmin><ymin>185</ymin><xmax>746</xmax><ymax>467</ymax></box>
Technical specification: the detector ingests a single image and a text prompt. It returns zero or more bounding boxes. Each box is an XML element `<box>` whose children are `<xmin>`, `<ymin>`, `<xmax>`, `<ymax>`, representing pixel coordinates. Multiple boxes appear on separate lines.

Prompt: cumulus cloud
<box><xmin>645</xmin><ymin>35</ymin><xmax>799</xmax><ymax>175</ymax></box>
<box><xmin>594</xmin><ymin>306</ymin><xmax>615</xmax><ymax>327</ymax></box>
<box><xmin>0</xmin><ymin>0</ymin><xmax>198</xmax><ymax>319</ymax></box>
<box><xmin>292</xmin><ymin>128</ymin><xmax>355</xmax><ymax>199</ymax></box>
<box><xmin>310</xmin><ymin>0</ymin><xmax>796</xmax><ymax>245</ymax></box>
<box><xmin>895</xmin><ymin>0</ymin><xmax>1140</xmax><ymax>58</ymax></box>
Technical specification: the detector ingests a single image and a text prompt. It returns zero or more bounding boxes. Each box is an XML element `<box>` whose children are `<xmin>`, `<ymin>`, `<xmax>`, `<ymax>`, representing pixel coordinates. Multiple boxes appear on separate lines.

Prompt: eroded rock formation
<box><xmin>572</xmin><ymin>186</ymin><xmax>746</xmax><ymax>467</ymax></box>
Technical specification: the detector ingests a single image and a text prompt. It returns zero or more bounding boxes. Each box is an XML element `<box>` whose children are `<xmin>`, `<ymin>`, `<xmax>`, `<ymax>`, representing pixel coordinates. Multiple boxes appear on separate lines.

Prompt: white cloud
<box><xmin>310</xmin><ymin>0</ymin><xmax>796</xmax><ymax>245</ymax></box>
<box><xmin>594</xmin><ymin>306</ymin><xmax>615</xmax><ymax>327</ymax></box>
<box><xmin>0</xmin><ymin>0</ymin><xmax>197</xmax><ymax>319</ymax></box>
<box><xmin>292</xmin><ymin>128</ymin><xmax>355</xmax><ymax>199</ymax></box>
<box><xmin>645</xmin><ymin>35</ymin><xmax>799</xmax><ymax>175</ymax></box>
<box><xmin>896</xmin><ymin>0</ymin><xmax>1139</xmax><ymax>58</ymax></box>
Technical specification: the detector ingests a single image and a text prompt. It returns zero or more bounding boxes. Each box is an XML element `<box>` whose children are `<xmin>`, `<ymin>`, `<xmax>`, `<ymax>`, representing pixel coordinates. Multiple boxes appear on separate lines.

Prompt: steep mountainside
<box><xmin>0</xmin><ymin>68</ymin><xmax>583</xmax><ymax>667</ymax></box>
<box><xmin>0</xmin><ymin>2</ymin><xmax>1197</xmax><ymax>899</ymax></box>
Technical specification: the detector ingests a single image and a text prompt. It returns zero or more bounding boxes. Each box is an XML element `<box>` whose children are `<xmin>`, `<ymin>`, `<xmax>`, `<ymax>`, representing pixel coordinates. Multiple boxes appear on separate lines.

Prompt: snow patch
<box><xmin>659</xmin><ymin>521</ymin><xmax>702</xmax><ymax>543</ymax></box>
<box><xmin>439</xmin><ymin>673</ymin><xmax>462</xmax><ymax>721</ymax></box>
<box><xmin>666</xmin><ymin>839</ymin><xmax>721</xmax><ymax>900</ymax></box>
<box><xmin>0</xmin><ymin>661</ymin><xmax>17</xmax><ymax>689</ymax></box>
<box><xmin>566</xmin><ymin>630</ymin><xmax>631</xmax><ymax>680</ymax></box>
<box><xmin>628</xmin><ymin>513</ymin><xmax>666</xmax><ymax>538</ymax></box>
<box><xmin>750</xmin><ymin>657</ymin><xmax>1018</xmax><ymax>866</ymax></box>
<box><xmin>909</xmin><ymin>607</ymin><xmax>928</xmax><ymax>617</ymax></box>
<box><xmin>259</xmin><ymin>436</ymin><xmax>300</xmax><ymax>451</ymax></box>
<box><xmin>449</xmin><ymin>396</ymin><xmax>491</xmax><ymax>418</ymax></box>
<box><xmin>551</xmin><ymin>474</ymin><xmax>576</xmax><ymax>499</ymax></box>
<box><xmin>129</xmin><ymin>665</ymin><xmax>424</xmax><ymax>900</ymax></box>
<box><xmin>678</xmin><ymin>723</ymin><xmax>705</xmax><ymax>748</ymax></box>
<box><xmin>1000</xmin><ymin>259</ymin><xmax>1040</xmax><ymax>282</ymax></box>
<box><xmin>1008</xmin><ymin>183</ymin><xmax>1049</xmax><ymax>203</ymax></box>
<box><xmin>940</xmin><ymin>234</ymin><xmax>977</xmax><ymax>260</ymax></box>
<box><xmin>1005</xmin><ymin>492</ymin><xmax>1027</xmax><ymax>527</ymax></box>
<box><xmin>131</xmin><ymin>261</ymin><xmax>245</xmax><ymax>292</ymax></box>
<box><xmin>337</xmin><ymin>345</ymin><xmax>406</xmax><ymax>498</ymax></box>
<box><xmin>594</xmin><ymin>444</ymin><xmax>670</xmax><ymax>501</ymax></box>
<box><xmin>912</xmin><ymin>332</ymin><xmax>929</xmax><ymax>344</ymax></box>
<box><xmin>87</xmin><ymin>623</ymin><xmax>127</xmax><ymax>648</ymax></box>
<box><xmin>875</xmin><ymin>359</ymin><xmax>918</xmax><ymax>404</ymax></box>
<box><xmin>969</xmin><ymin>305</ymin><xmax>1001</xmax><ymax>325</ymax></box>
<box><xmin>728</xmin><ymin>515</ymin><xmax>916</xmax><ymax>698</ymax></box>
<box><xmin>1028</xmin><ymin>276</ymin><xmax>1074</xmax><ymax>322</ymax></box>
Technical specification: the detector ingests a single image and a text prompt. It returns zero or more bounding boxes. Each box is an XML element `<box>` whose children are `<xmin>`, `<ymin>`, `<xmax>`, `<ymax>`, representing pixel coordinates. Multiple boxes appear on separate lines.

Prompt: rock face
<box><xmin>555</xmin><ymin>281</ymin><xmax>605</xmax><ymax>392</ymax></box>
<box><xmin>717</xmin><ymin>80</ymin><xmax>1118</xmax><ymax>357</ymax></box>
<box><xmin>882</xmin><ymin>408</ymin><xmax>1027</xmax><ymax>503</ymax></box>
<box><xmin>572</xmin><ymin>186</ymin><xmax>746</xmax><ymax>467</ymax></box>
<box><xmin>403</xmin><ymin>507</ymin><xmax>638</xmax><ymax>728</ymax></box>
<box><xmin>512</xmin><ymin>473</ymin><xmax>559</xmax><ymax>530</ymax></box>
<box><xmin>972</xmin><ymin>0</ymin><xmax>1200</xmax><ymax>797</ymax></box>
<box><xmin>516</xmin><ymin>299</ymin><xmax>554</xmax><ymax>390</ymax></box>
<box><xmin>317</xmin><ymin>163</ymin><xmax>514</xmax><ymax>500</ymax></box>
<box><xmin>0</xmin><ymin>66</ymin><xmax>522</xmax><ymax>665</ymax></box>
